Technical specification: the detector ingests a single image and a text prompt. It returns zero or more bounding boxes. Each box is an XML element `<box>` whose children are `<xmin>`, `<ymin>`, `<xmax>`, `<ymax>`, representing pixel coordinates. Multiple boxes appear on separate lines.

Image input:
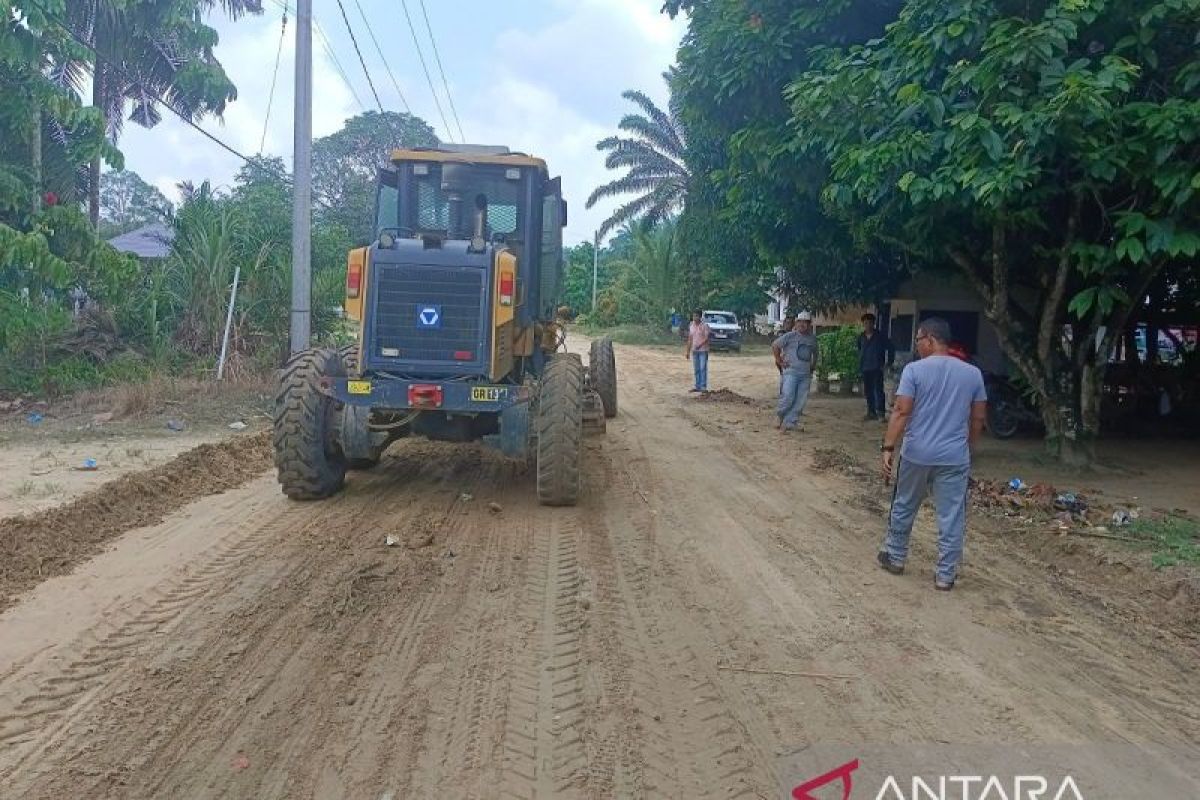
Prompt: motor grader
<box><xmin>272</xmin><ymin>145</ymin><xmax>617</xmax><ymax>505</ymax></box>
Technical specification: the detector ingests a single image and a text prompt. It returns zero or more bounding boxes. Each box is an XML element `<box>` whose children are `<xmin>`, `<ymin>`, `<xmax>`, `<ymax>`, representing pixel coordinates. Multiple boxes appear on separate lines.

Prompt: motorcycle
<box><xmin>984</xmin><ymin>373</ymin><xmax>1041</xmax><ymax>439</ymax></box>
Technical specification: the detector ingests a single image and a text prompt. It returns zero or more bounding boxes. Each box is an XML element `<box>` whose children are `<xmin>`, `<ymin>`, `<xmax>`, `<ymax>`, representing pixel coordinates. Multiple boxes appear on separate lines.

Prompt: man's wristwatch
<box><xmin>880</xmin><ymin>444</ymin><xmax>895</xmax><ymax>452</ymax></box>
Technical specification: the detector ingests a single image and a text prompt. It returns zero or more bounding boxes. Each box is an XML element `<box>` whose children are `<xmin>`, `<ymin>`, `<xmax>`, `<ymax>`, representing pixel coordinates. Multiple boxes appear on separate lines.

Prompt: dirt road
<box><xmin>1</xmin><ymin>342</ymin><xmax>1197</xmax><ymax>799</ymax></box>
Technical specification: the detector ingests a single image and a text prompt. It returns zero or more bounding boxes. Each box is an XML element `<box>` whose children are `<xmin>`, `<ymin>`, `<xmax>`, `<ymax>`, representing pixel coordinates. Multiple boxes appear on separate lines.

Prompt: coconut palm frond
<box><xmin>620</xmin><ymin>90</ymin><xmax>685</xmax><ymax>155</ymax></box>
<box><xmin>589</xmin><ymin>86</ymin><xmax>691</xmax><ymax>238</ymax></box>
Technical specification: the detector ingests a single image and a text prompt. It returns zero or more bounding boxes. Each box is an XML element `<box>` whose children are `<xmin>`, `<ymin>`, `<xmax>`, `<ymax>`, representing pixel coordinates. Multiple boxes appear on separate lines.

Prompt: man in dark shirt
<box><xmin>858</xmin><ymin>313</ymin><xmax>895</xmax><ymax>421</ymax></box>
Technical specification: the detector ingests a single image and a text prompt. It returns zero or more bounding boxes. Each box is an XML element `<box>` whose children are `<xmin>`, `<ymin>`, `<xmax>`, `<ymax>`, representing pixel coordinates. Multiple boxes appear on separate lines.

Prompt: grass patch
<box><xmin>1128</xmin><ymin>515</ymin><xmax>1200</xmax><ymax>568</ymax></box>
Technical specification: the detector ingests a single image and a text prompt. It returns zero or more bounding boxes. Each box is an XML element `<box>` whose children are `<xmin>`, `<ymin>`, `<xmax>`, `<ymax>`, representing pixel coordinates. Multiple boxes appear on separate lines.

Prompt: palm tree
<box><xmin>62</xmin><ymin>0</ymin><xmax>262</xmax><ymax>226</ymax></box>
<box><xmin>586</xmin><ymin>88</ymin><xmax>690</xmax><ymax>240</ymax></box>
<box><xmin>603</xmin><ymin>220</ymin><xmax>681</xmax><ymax>325</ymax></box>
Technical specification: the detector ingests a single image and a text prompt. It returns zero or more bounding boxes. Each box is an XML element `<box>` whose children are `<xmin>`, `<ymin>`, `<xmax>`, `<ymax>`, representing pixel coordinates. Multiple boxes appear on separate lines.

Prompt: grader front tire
<box><xmin>273</xmin><ymin>348</ymin><xmax>348</xmax><ymax>500</ymax></box>
<box><xmin>536</xmin><ymin>355</ymin><xmax>584</xmax><ymax>506</ymax></box>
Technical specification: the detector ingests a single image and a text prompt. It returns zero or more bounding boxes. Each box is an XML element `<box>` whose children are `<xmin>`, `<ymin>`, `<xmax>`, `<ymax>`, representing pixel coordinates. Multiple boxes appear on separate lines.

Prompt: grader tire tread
<box><xmin>589</xmin><ymin>337</ymin><xmax>618</xmax><ymax>418</ymax></box>
<box><xmin>273</xmin><ymin>348</ymin><xmax>347</xmax><ymax>500</ymax></box>
<box><xmin>536</xmin><ymin>355</ymin><xmax>584</xmax><ymax>506</ymax></box>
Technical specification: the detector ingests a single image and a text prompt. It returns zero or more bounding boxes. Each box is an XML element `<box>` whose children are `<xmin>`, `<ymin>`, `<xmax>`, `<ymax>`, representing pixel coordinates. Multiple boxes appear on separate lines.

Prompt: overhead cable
<box><xmin>333</xmin><ymin>0</ymin><xmax>385</xmax><ymax>112</ymax></box>
<box><xmin>398</xmin><ymin>0</ymin><xmax>455</xmax><ymax>142</ymax></box>
<box><xmin>417</xmin><ymin>0</ymin><xmax>466</xmax><ymax>142</ymax></box>
<box><xmin>352</xmin><ymin>0</ymin><xmax>412</xmax><ymax>114</ymax></box>
<box><xmin>260</xmin><ymin>1</ymin><xmax>289</xmax><ymax>153</ymax></box>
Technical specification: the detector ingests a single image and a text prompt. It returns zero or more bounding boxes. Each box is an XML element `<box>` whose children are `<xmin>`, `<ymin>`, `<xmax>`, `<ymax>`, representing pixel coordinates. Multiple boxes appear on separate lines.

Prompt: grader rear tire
<box><xmin>536</xmin><ymin>354</ymin><xmax>584</xmax><ymax>506</ymax></box>
<box><xmin>337</xmin><ymin>344</ymin><xmax>385</xmax><ymax>470</ymax></box>
<box><xmin>589</xmin><ymin>337</ymin><xmax>618</xmax><ymax>418</ymax></box>
<box><xmin>273</xmin><ymin>348</ymin><xmax>348</xmax><ymax>500</ymax></box>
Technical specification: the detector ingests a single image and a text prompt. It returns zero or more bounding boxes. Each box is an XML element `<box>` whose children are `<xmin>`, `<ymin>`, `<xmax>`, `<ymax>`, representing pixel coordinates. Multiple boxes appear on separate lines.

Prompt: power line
<box><xmin>263</xmin><ymin>0</ymin><xmax>366</xmax><ymax>113</ymax></box>
<box><xmin>417</xmin><ymin>0</ymin><xmax>465</xmax><ymax>142</ymax></box>
<box><xmin>314</xmin><ymin>20</ymin><xmax>367</xmax><ymax>113</ymax></box>
<box><xmin>398</xmin><ymin>0</ymin><xmax>455</xmax><ymax>142</ymax></box>
<box><xmin>260</xmin><ymin>1</ymin><xmax>289</xmax><ymax>153</ymax></box>
<box><xmin>27</xmin><ymin>0</ymin><xmax>337</xmax><ymax>211</ymax></box>
<box><xmin>333</xmin><ymin>0</ymin><xmax>384</xmax><ymax>112</ymax></box>
<box><xmin>353</xmin><ymin>0</ymin><xmax>411</xmax><ymax>114</ymax></box>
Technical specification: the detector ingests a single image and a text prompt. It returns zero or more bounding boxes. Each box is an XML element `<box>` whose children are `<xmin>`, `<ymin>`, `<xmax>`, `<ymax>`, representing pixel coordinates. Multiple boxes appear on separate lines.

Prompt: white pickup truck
<box><xmin>702</xmin><ymin>310</ymin><xmax>742</xmax><ymax>352</ymax></box>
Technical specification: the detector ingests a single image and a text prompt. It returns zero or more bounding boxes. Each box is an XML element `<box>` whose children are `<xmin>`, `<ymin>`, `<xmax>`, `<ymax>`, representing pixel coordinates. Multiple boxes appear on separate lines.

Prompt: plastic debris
<box><xmin>1111</xmin><ymin>509</ymin><xmax>1132</xmax><ymax>527</ymax></box>
<box><xmin>384</xmin><ymin>534</ymin><xmax>399</xmax><ymax>547</ymax></box>
<box><xmin>228</xmin><ymin>421</ymin><xmax>248</xmax><ymax>431</ymax></box>
<box><xmin>166</xmin><ymin>419</ymin><xmax>185</xmax><ymax>432</ymax></box>
<box><xmin>75</xmin><ymin>458</ymin><xmax>99</xmax><ymax>471</ymax></box>
<box><xmin>1053</xmin><ymin>492</ymin><xmax>1087</xmax><ymax>513</ymax></box>
<box><xmin>459</xmin><ymin>492</ymin><xmax>474</xmax><ymax>502</ymax></box>
<box><xmin>1008</xmin><ymin>477</ymin><xmax>1027</xmax><ymax>492</ymax></box>
<box><xmin>26</xmin><ymin>412</ymin><xmax>43</xmax><ymax>425</ymax></box>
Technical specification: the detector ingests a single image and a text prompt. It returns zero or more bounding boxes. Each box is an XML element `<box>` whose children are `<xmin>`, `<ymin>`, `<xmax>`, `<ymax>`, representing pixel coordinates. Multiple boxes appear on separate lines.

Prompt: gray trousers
<box><xmin>882</xmin><ymin>459</ymin><xmax>970</xmax><ymax>582</ymax></box>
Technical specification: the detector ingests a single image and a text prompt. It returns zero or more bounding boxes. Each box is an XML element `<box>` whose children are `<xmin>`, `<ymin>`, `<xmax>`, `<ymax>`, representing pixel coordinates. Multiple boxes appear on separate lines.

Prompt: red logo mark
<box><xmin>792</xmin><ymin>758</ymin><xmax>861</xmax><ymax>800</ymax></box>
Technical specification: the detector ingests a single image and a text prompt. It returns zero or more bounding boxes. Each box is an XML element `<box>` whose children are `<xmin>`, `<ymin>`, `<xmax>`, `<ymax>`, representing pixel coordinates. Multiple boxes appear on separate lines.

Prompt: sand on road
<box><xmin>0</xmin><ymin>340</ymin><xmax>1196</xmax><ymax>799</ymax></box>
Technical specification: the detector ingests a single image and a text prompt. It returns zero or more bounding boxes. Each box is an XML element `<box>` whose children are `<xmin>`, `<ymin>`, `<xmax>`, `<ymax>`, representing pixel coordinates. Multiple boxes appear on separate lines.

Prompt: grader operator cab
<box><xmin>272</xmin><ymin>145</ymin><xmax>617</xmax><ymax>506</ymax></box>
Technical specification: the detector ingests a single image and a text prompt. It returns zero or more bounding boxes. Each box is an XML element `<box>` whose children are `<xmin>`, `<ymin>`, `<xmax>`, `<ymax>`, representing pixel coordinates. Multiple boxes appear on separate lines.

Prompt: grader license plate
<box><xmin>471</xmin><ymin>386</ymin><xmax>505</xmax><ymax>402</ymax></box>
<box><xmin>347</xmin><ymin>381</ymin><xmax>372</xmax><ymax>395</ymax></box>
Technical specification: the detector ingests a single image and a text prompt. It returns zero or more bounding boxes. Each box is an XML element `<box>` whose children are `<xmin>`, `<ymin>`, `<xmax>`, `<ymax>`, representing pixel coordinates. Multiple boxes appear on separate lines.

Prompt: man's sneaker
<box><xmin>934</xmin><ymin>577</ymin><xmax>955</xmax><ymax>591</ymax></box>
<box><xmin>877</xmin><ymin>551</ymin><xmax>904</xmax><ymax>575</ymax></box>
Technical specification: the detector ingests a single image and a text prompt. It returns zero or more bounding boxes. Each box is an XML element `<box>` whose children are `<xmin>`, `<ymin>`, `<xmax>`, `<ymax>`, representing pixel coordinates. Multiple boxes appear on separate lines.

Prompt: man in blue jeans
<box><xmin>877</xmin><ymin>317</ymin><xmax>987</xmax><ymax>590</ymax></box>
<box><xmin>772</xmin><ymin>311</ymin><xmax>818</xmax><ymax>432</ymax></box>
<box><xmin>684</xmin><ymin>308</ymin><xmax>711</xmax><ymax>392</ymax></box>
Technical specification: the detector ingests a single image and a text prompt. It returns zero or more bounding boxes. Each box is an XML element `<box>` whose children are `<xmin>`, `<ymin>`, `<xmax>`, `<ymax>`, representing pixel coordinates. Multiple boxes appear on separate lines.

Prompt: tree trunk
<box><xmin>89</xmin><ymin>68</ymin><xmax>106</xmax><ymax>228</ymax></box>
<box><xmin>30</xmin><ymin>102</ymin><xmax>42</xmax><ymax>215</ymax></box>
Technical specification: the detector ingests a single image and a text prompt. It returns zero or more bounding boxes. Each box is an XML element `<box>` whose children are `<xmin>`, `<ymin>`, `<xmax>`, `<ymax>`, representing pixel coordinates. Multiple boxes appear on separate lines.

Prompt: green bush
<box><xmin>817</xmin><ymin>326</ymin><xmax>860</xmax><ymax>381</ymax></box>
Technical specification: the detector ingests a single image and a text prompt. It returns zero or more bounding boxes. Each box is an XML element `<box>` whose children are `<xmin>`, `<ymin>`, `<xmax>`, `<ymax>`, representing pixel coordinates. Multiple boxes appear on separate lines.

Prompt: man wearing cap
<box><xmin>877</xmin><ymin>317</ymin><xmax>988</xmax><ymax>591</ymax></box>
<box><xmin>775</xmin><ymin>314</ymin><xmax>796</xmax><ymax>395</ymax></box>
<box><xmin>772</xmin><ymin>312</ymin><xmax>818</xmax><ymax>432</ymax></box>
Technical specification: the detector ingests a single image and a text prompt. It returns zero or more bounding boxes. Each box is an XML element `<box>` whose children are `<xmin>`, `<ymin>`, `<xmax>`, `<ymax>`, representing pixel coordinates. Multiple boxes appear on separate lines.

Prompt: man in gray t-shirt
<box><xmin>877</xmin><ymin>317</ymin><xmax>987</xmax><ymax>590</ymax></box>
<box><xmin>772</xmin><ymin>312</ymin><xmax>819</xmax><ymax>431</ymax></box>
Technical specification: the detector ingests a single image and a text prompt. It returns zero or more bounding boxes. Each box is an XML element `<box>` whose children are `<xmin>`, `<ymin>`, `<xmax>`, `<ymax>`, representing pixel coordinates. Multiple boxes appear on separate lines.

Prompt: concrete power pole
<box><xmin>591</xmin><ymin>231</ymin><xmax>599</xmax><ymax>312</ymax></box>
<box><xmin>290</xmin><ymin>0</ymin><xmax>313</xmax><ymax>353</ymax></box>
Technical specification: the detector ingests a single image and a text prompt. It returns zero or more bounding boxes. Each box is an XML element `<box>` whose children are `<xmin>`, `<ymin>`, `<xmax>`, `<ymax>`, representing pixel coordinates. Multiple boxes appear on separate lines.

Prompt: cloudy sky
<box><xmin>117</xmin><ymin>0</ymin><xmax>687</xmax><ymax>247</ymax></box>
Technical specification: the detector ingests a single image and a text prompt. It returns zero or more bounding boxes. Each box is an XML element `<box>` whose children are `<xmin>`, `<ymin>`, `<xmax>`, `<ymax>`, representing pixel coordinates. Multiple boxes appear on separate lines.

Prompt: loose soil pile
<box><xmin>694</xmin><ymin>388</ymin><xmax>756</xmax><ymax>404</ymax></box>
<box><xmin>0</xmin><ymin>432</ymin><xmax>272</xmax><ymax>611</ymax></box>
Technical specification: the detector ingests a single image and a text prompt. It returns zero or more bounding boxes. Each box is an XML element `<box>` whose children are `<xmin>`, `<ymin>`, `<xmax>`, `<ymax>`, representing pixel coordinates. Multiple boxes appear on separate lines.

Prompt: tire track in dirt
<box><xmin>0</xmin><ymin>491</ymin><xmax>279</xmax><ymax>759</ymax></box>
<box><xmin>497</xmin><ymin>514</ymin><xmax>589</xmax><ymax>799</ymax></box>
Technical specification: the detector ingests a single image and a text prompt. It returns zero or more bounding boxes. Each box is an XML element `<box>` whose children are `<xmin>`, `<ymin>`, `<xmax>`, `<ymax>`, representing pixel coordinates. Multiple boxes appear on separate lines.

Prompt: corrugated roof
<box><xmin>107</xmin><ymin>222</ymin><xmax>174</xmax><ymax>259</ymax></box>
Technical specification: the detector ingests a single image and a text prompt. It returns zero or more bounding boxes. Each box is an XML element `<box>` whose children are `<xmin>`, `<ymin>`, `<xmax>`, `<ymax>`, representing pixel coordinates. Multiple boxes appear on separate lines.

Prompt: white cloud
<box><xmin>116</xmin><ymin>0</ymin><xmax>685</xmax><ymax>245</ymax></box>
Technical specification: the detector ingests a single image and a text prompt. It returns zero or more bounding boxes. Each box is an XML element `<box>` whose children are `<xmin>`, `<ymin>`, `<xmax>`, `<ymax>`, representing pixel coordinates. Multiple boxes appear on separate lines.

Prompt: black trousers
<box><xmin>862</xmin><ymin>369</ymin><xmax>885</xmax><ymax>416</ymax></box>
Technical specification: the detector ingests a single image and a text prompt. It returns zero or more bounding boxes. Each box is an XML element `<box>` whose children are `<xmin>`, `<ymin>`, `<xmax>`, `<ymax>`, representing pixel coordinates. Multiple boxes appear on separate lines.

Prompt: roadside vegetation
<box><xmin>0</xmin><ymin>0</ymin><xmax>438</xmax><ymax>398</ymax></box>
<box><xmin>583</xmin><ymin>0</ymin><xmax>1199</xmax><ymax>465</ymax></box>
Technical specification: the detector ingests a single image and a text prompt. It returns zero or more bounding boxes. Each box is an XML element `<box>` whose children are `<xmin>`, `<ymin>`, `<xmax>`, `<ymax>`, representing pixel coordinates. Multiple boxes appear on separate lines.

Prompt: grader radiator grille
<box><xmin>373</xmin><ymin>264</ymin><xmax>486</xmax><ymax>364</ymax></box>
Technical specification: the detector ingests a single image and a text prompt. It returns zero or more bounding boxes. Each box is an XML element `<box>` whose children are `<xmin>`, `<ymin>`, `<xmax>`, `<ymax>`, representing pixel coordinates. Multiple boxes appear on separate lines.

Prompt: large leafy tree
<box><xmin>786</xmin><ymin>0</ymin><xmax>1200</xmax><ymax>460</ymax></box>
<box><xmin>98</xmin><ymin>169</ymin><xmax>171</xmax><ymax>236</ymax></box>
<box><xmin>61</xmin><ymin>0</ymin><xmax>262</xmax><ymax>226</ymax></box>
<box><xmin>586</xmin><ymin>88</ymin><xmax>691</xmax><ymax>240</ymax></box>
<box><xmin>312</xmin><ymin>110</ymin><xmax>438</xmax><ymax>245</ymax></box>
<box><xmin>666</xmin><ymin>0</ymin><xmax>904</xmax><ymax>308</ymax></box>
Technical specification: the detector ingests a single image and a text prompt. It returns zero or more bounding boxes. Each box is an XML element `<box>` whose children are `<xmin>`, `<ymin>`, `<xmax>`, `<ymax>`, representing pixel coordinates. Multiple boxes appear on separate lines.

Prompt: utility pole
<box><xmin>591</xmin><ymin>231</ymin><xmax>599</xmax><ymax>312</ymax></box>
<box><xmin>290</xmin><ymin>0</ymin><xmax>313</xmax><ymax>353</ymax></box>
